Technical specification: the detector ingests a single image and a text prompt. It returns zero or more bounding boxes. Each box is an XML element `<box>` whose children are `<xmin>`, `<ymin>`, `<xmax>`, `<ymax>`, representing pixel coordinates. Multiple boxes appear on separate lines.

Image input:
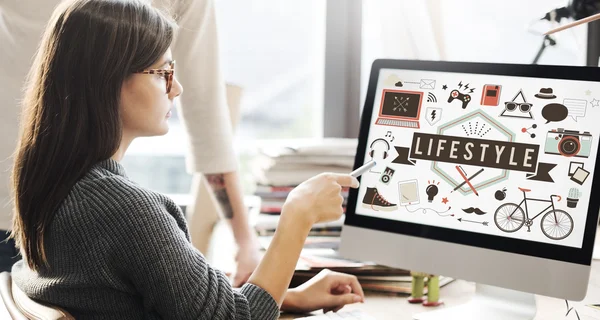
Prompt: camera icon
<box><xmin>544</xmin><ymin>128</ymin><xmax>593</xmax><ymax>158</ymax></box>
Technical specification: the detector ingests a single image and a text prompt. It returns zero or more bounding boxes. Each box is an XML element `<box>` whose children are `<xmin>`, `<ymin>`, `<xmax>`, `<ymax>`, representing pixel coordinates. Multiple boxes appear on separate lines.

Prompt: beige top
<box><xmin>0</xmin><ymin>0</ymin><xmax>237</xmax><ymax>230</ymax></box>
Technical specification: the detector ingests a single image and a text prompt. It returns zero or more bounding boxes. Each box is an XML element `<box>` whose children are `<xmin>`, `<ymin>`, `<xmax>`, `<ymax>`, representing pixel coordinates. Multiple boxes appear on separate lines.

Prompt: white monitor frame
<box><xmin>340</xmin><ymin>59</ymin><xmax>600</xmax><ymax>304</ymax></box>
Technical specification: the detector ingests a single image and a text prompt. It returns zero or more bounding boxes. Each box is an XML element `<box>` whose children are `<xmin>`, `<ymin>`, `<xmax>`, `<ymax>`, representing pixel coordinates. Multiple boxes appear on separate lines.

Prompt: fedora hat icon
<box><xmin>535</xmin><ymin>88</ymin><xmax>556</xmax><ymax>99</ymax></box>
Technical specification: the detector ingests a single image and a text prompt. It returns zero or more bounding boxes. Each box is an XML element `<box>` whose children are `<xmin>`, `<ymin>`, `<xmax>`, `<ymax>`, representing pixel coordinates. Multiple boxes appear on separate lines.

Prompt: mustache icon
<box><xmin>462</xmin><ymin>207</ymin><xmax>487</xmax><ymax>215</ymax></box>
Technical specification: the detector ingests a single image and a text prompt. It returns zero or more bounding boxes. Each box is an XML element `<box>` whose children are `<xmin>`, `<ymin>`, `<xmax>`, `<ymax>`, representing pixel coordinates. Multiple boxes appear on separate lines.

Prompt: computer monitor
<box><xmin>339</xmin><ymin>59</ymin><xmax>600</xmax><ymax>320</ymax></box>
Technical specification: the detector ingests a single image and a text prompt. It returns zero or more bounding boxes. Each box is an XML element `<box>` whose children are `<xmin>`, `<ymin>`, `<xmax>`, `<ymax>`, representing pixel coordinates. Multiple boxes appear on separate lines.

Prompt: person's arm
<box><xmin>247</xmin><ymin>173</ymin><xmax>360</xmax><ymax>306</ymax></box>
<box><xmin>205</xmin><ymin>171</ymin><xmax>261</xmax><ymax>286</ymax></box>
<box><xmin>204</xmin><ymin>171</ymin><xmax>256</xmax><ymax>244</ymax></box>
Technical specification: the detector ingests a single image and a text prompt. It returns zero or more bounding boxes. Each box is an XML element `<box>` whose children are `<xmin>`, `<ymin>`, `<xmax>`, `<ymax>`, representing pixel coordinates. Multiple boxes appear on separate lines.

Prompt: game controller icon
<box><xmin>448</xmin><ymin>90</ymin><xmax>472</xmax><ymax>109</ymax></box>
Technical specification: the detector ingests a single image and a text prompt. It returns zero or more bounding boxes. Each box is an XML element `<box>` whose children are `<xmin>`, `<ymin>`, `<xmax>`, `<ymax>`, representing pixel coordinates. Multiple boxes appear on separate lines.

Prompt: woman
<box><xmin>9</xmin><ymin>0</ymin><xmax>364</xmax><ymax>319</ymax></box>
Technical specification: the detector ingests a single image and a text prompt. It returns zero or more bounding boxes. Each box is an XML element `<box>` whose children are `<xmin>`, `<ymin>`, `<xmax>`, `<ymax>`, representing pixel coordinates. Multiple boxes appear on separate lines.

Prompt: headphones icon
<box><xmin>369</xmin><ymin>138</ymin><xmax>390</xmax><ymax>159</ymax></box>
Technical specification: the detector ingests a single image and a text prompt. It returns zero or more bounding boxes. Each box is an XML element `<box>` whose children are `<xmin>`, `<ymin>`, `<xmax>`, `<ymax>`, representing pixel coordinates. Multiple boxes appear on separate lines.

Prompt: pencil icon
<box><xmin>452</xmin><ymin>166</ymin><xmax>484</xmax><ymax>196</ymax></box>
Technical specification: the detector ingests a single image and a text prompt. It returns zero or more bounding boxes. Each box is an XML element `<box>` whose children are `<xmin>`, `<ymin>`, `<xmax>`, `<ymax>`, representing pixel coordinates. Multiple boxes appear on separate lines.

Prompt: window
<box><xmin>360</xmin><ymin>0</ymin><xmax>588</xmax><ymax>104</ymax></box>
<box><xmin>217</xmin><ymin>0</ymin><xmax>326</xmax><ymax>143</ymax></box>
<box><xmin>122</xmin><ymin>1</ymin><xmax>327</xmax><ymax>195</ymax></box>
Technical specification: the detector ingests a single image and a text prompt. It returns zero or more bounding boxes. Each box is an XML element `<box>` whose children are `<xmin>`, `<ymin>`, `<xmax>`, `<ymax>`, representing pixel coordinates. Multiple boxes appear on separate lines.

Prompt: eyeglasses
<box><xmin>504</xmin><ymin>101</ymin><xmax>532</xmax><ymax>113</ymax></box>
<box><xmin>137</xmin><ymin>60</ymin><xmax>176</xmax><ymax>94</ymax></box>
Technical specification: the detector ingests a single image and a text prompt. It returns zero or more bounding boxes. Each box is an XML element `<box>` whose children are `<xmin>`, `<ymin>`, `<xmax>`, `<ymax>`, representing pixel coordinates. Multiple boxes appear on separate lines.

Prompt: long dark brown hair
<box><xmin>11</xmin><ymin>0</ymin><xmax>176</xmax><ymax>271</ymax></box>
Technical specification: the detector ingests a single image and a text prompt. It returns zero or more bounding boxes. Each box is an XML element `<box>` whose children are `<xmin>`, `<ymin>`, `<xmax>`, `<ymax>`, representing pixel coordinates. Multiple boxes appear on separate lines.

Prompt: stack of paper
<box><xmin>252</xmin><ymin>138</ymin><xmax>357</xmax><ymax>188</ymax></box>
<box><xmin>250</xmin><ymin>138</ymin><xmax>357</xmax><ymax>218</ymax></box>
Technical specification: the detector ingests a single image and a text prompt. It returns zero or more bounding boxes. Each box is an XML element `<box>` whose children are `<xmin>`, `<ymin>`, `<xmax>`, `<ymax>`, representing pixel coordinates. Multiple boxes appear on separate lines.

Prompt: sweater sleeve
<box><xmin>100</xmin><ymin>189</ymin><xmax>279</xmax><ymax>319</ymax></box>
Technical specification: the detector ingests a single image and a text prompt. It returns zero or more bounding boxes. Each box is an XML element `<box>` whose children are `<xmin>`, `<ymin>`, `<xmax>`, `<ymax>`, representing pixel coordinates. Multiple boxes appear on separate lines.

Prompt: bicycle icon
<box><xmin>494</xmin><ymin>187</ymin><xmax>573</xmax><ymax>240</ymax></box>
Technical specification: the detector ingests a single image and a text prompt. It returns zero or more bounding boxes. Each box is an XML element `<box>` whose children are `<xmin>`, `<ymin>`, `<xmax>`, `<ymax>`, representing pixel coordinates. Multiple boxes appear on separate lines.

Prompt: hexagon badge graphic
<box><xmin>432</xmin><ymin>110</ymin><xmax>515</xmax><ymax>195</ymax></box>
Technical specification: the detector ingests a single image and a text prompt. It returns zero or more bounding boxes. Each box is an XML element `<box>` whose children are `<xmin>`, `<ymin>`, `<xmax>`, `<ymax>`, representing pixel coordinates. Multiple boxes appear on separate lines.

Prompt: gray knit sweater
<box><xmin>11</xmin><ymin>159</ymin><xmax>280</xmax><ymax>319</ymax></box>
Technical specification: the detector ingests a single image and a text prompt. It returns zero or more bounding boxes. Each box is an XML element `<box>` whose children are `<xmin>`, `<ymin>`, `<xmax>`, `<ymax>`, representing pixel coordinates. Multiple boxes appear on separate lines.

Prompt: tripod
<box><xmin>532</xmin><ymin>35</ymin><xmax>557</xmax><ymax>64</ymax></box>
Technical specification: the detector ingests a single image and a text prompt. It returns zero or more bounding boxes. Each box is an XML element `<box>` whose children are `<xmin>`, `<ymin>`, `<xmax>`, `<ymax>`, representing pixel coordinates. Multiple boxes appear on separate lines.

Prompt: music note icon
<box><xmin>390</xmin><ymin>136</ymin><xmax>395</xmax><ymax>142</ymax></box>
<box><xmin>385</xmin><ymin>131</ymin><xmax>392</xmax><ymax>137</ymax></box>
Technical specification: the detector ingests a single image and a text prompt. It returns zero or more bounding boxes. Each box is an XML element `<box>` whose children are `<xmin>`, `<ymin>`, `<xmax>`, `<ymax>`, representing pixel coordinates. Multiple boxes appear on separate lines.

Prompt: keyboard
<box><xmin>297</xmin><ymin>310</ymin><xmax>377</xmax><ymax>319</ymax></box>
<box><xmin>375</xmin><ymin>117</ymin><xmax>419</xmax><ymax>128</ymax></box>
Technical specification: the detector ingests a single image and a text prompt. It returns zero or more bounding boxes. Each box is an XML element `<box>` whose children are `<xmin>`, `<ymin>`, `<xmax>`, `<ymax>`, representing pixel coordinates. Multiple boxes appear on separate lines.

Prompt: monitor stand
<box><xmin>413</xmin><ymin>283</ymin><xmax>536</xmax><ymax>320</ymax></box>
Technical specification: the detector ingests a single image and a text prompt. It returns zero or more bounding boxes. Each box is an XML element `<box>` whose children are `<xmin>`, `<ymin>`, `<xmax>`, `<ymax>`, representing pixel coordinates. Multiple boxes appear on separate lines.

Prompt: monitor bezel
<box><xmin>344</xmin><ymin>59</ymin><xmax>600</xmax><ymax>266</ymax></box>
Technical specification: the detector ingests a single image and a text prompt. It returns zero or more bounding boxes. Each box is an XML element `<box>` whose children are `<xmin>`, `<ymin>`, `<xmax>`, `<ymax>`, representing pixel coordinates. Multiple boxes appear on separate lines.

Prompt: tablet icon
<box><xmin>398</xmin><ymin>179</ymin><xmax>420</xmax><ymax>206</ymax></box>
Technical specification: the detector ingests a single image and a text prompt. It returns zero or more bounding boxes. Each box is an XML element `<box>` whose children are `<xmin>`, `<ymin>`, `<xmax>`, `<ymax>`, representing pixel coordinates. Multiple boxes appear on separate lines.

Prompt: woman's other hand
<box><xmin>231</xmin><ymin>238</ymin><xmax>262</xmax><ymax>287</ymax></box>
<box><xmin>281</xmin><ymin>269</ymin><xmax>365</xmax><ymax>313</ymax></box>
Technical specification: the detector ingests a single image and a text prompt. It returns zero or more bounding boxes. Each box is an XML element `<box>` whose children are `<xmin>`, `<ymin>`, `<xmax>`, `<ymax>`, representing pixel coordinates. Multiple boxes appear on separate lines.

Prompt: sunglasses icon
<box><xmin>504</xmin><ymin>101</ymin><xmax>532</xmax><ymax>113</ymax></box>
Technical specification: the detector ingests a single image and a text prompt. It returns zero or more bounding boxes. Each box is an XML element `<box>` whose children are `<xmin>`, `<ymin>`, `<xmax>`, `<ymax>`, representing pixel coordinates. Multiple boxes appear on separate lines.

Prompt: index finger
<box><xmin>328</xmin><ymin>173</ymin><xmax>360</xmax><ymax>188</ymax></box>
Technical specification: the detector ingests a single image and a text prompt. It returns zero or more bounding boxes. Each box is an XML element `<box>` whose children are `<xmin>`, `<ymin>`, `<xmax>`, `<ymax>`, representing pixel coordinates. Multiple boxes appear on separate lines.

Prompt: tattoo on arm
<box><xmin>205</xmin><ymin>173</ymin><xmax>234</xmax><ymax>219</ymax></box>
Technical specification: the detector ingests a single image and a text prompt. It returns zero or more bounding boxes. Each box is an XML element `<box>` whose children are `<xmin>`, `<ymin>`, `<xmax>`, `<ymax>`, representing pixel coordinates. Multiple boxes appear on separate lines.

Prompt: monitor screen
<box><xmin>345</xmin><ymin>60</ymin><xmax>600</xmax><ymax>265</ymax></box>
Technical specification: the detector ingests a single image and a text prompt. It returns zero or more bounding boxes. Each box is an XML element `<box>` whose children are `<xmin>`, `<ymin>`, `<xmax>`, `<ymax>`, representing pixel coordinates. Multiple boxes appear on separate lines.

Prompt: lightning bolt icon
<box><xmin>469</xmin><ymin>88</ymin><xmax>475</xmax><ymax>93</ymax></box>
<box><xmin>458</xmin><ymin>81</ymin><xmax>463</xmax><ymax>89</ymax></box>
<box><xmin>464</xmin><ymin>83</ymin><xmax>469</xmax><ymax>90</ymax></box>
<box><xmin>430</xmin><ymin>109</ymin><xmax>437</xmax><ymax>122</ymax></box>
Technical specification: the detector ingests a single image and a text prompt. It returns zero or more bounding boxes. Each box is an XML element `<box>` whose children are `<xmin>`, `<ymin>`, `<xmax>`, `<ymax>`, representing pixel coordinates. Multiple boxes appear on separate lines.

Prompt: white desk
<box><xmin>207</xmin><ymin>222</ymin><xmax>600</xmax><ymax>319</ymax></box>
<box><xmin>280</xmin><ymin>262</ymin><xmax>600</xmax><ymax>319</ymax></box>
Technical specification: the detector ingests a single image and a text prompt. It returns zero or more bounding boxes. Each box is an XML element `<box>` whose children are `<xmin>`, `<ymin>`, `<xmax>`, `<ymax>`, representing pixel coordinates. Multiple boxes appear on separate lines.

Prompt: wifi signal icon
<box><xmin>427</xmin><ymin>92</ymin><xmax>437</xmax><ymax>103</ymax></box>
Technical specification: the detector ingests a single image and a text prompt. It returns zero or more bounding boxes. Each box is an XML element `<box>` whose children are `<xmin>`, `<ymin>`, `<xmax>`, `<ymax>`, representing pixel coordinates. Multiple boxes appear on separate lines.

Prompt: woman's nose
<box><xmin>169</xmin><ymin>77</ymin><xmax>183</xmax><ymax>99</ymax></box>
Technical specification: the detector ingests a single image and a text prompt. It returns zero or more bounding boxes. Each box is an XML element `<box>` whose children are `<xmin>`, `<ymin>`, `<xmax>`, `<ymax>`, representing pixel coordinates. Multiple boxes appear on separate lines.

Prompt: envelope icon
<box><xmin>420</xmin><ymin>79</ymin><xmax>436</xmax><ymax>90</ymax></box>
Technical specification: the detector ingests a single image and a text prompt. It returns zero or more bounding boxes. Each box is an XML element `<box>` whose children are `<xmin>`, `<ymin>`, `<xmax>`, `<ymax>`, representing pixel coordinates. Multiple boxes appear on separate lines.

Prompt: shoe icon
<box><xmin>362</xmin><ymin>187</ymin><xmax>398</xmax><ymax>211</ymax></box>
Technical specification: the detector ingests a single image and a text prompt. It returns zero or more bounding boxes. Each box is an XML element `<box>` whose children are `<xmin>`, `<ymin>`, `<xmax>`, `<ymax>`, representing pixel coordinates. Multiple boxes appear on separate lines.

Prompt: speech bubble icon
<box><xmin>542</xmin><ymin>103</ymin><xmax>568</xmax><ymax>124</ymax></box>
<box><xmin>564</xmin><ymin>98</ymin><xmax>587</xmax><ymax>122</ymax></box>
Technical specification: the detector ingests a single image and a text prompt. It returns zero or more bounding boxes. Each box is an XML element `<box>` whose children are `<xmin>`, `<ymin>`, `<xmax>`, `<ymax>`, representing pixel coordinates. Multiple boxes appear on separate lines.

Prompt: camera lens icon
<box><xmin>558</xmin><ymin>136</ymin><xmax>581</xmax><ymax>156</ymax></box>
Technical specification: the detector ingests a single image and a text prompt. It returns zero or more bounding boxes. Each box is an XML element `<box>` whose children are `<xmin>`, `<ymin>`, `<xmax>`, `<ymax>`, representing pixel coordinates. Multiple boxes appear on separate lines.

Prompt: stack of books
<box><xmin>252</xmin><ymin>138</ymin><xmax>357</xmax><ymax>189</ymax></box>
<box><xmin>250</xmin><ymin>138</ymin><xmax>357</xmax><ymax>235</ymax></box>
